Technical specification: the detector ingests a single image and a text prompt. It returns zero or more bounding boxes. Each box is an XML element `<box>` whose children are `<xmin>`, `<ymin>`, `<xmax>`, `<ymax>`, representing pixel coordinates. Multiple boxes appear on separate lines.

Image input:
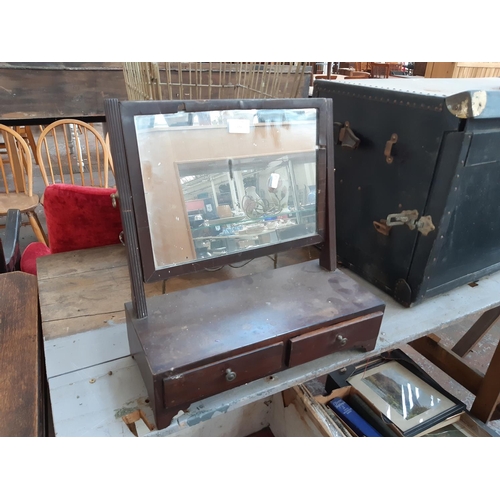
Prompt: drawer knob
<box><xmin>336</xmin><ymin>335</ymin><xmax>347</xmax><ymax>346</ymax></box>
<box><xmin>225</xmin><ymin>368</ymin><xmax>237</xmax><ymax>382</ymax></box>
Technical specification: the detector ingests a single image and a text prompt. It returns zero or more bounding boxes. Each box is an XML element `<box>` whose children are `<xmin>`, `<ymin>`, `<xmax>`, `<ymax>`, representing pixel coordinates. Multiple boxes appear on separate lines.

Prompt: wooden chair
<box><xmin>36</xmin><ymin>119</ymin><xmax>111</xmax><ymax>188</ymax></box>
<box><xmin>0</xmin><ymin>125</ymin><xmax>47</xmax><ymax>244</ymax></box>
<box><xmin>371</xmin><ymin>63</ymin><xmax>390</xmax><ymax>78</ymax></box>
<box><xmin>0</xmin><ymin>126</ymin><xmax>38</xmax><ymax>165</ymax></box>
<box><xmin>105</xmin><ymin>132</ymin><xmax>116</xmax><ymax>180</ymax></box>
<box><xmin>388</xmin><ymin>62</ymin><xmax>403</xmax><ymax>75</ymax></box>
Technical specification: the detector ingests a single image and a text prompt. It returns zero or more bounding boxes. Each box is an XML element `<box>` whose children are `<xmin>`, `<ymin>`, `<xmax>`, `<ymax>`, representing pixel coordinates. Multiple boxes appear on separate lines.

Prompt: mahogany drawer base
<box><xmin>126</xmin><ymin>261</ymin><xmax>385</xmax><ymax>430</ymax></box>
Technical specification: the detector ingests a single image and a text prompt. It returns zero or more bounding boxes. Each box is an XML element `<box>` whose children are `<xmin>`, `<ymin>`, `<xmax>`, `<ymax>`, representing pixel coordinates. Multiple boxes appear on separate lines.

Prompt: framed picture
<box><xmin>347</xmin><ymin>360</ymin><xmax>465</xmax><ymax>436</ymax></box>
<box><xmin>423</xmin><ymin>421</ymin><xmax>472</xmax><ymax>437</ymax></box>
<box><xmin>421</xmin><ymin>412</ymin><xmax>494</xmax><ymax>437</ymax></box>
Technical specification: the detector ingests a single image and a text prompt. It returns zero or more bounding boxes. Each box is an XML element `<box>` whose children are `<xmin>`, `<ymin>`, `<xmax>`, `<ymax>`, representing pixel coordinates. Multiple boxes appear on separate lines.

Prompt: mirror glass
<box><xmin>134</xmin><ymin>108</ymin><xmax>318</xmax><ymax>270</ymax></box>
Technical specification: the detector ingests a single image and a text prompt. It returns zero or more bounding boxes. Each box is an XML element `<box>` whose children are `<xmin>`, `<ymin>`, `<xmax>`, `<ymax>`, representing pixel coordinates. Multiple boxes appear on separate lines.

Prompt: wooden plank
<box><xmin>38</xmin><ymin>244</ymin><xmax>318</xmax><ymax>340</ymax></box>
<box><xmin>171</xmin><ymin>399</ymin><xmax>272</xmax><ymax>437</ymax></box>
<box><xmin>36</xmin><ymin>244</ymin><xmax>128</xmax><ymax>280</ymax></box>
<box><xmin>367</xmin><ymin>269</ymin><xmax>500</xmax><ymax>351</ymax></box>
<box><xmin>413</xmin><ymin>62</ymin><xmax>427</xmax><ymax>77</ymax></box>
<box><xmin>0</xmin><ymin>272</ymin><xmax>43</xmax><ymax>436</ymax></box>
<box><xmin>269</xmin><ymin>389</ymin><xmax>325</xmax><ymax>437</ymax></box>
<box><xmin>37</xmin><ymin>245</ymin><xmax>162</xmax><ymax>340</ymax></box>
<box><xmin>455</xmin><ymin>66</ymin><xmax>500</xmax><ymax>78</ymax></box>
<box><xmin>424</xmin><ymin>62</ymin><xmax>434</xmax><ymax>78</ymax></box>
<box><xmin>452</xmin><ymin>305</ymin><xmax>500</xmax><ymax>357</ymax></box>
<box><xmin>456</xmin><ymin>62</ymin><xmax>500</xmax><ymax>69</ymax></box>
<box><xmin>42</xmin><ymin>310</ymin><xmax>127</xmax><ymax>340</ymax></box>
<box><xmin>0</xmin><ymin>64</ymin><xmax>127</xmax><ymax>124</ymax></box>
<box><xmin>424</xmin><ymin>62</ymin><xmax>456</xmax><ymax>78</ymax></box>
<box><xmin>44</xmin><ymin>324</ymin><xmax>130</xmax><ymax>379</ymax></box>
<box><xmin>425</xmin><ymin>62</ymin><xmax>500</xmax><ymax>79</ymax></box>
<box><xmin>470</xmin><ymin>341</ymin><xmax>500</xmax><ymax>422</ymax></box>
<box><xmin>48</xmin><ymin>356</ymin><xmax>153</xmax><ymax>437</ymax></box>
<box><xmin>284</xmin><ymin>385</ymin><xmax>346</xmax><ymax>437</ymax></box>
<box><xmin>39</xmin><ymin>267</ymin><xmax>132</xmax><ymax>322</ymax></box>
<box><xmin>409</xmin><ymin>334</ymin><xmax>484</xmax><ymax>395</ymax></box>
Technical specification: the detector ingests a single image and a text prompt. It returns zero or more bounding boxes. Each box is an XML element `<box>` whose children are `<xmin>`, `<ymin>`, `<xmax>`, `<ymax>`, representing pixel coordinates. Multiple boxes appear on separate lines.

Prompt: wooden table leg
<box><xmin>409</xmin><ymin>334</ymin><xmax>483</xmax><ymax>395</ymax></box>
<box><xmin>327</xmin><ymin>62</ymin><xmax>332</xmax><ymax>79</ymax></box>
<box><xmin>23</xmin><ymin>126</ymin><xmax>38</xmax><ymax>165</ymax></box>
<box><xmin>27</xmin><ymin>211</ymin><xmax>48</xmax><ymax>245</ymax></box>
<box><xmin>470</xmin><ymin>341</ymin><xmax>500</xmax><ymax>422</ymax></box>
<box><xmin>452</xmin><ymin>305</ymin><xmax>500</xmax><ymax>357</ymax></box>
<box><xmin>410</xmin><ymin>305</ymin><xmax>500</xmax><ymax>423</ymax></box>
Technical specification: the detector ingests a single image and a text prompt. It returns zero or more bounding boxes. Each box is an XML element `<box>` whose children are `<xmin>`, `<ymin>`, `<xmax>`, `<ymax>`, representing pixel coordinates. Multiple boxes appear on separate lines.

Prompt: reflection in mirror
<box><xmin>134</xmin><ymin>108</ymin><xmax>318</xmax><ymax>270</ymax></box>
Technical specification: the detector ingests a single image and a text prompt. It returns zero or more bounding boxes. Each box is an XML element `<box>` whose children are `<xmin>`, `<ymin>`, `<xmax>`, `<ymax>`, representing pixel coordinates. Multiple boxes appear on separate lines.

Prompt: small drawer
<box><xmin>163</xmin><ymin>342</ymin><xmax>284</xmax><ymax>408</ymax></box>
<box><xmin>287</xmin><ymin>311</ymin><xmax>383</xmax><ymax>367</ymax></box>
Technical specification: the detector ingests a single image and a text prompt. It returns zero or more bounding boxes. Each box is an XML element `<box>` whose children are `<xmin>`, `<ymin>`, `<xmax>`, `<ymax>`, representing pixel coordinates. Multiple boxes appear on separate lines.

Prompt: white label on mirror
<box><xmin>227</xmin><ymin>119</ymin><xmax>251</xmax><ymax>134</ymax></box>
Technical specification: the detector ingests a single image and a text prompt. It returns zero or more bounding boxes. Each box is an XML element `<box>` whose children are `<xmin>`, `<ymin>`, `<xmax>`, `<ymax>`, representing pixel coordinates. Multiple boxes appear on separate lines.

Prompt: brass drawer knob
<box><xmin>225</xmin><ymin>368</ymin><xmax>237</xmax><ymax>382</ymax></box>
<box><xmin>336</xmin><ymin>335</ymin><xmax>347</xmax><ymax>346</ymax></box>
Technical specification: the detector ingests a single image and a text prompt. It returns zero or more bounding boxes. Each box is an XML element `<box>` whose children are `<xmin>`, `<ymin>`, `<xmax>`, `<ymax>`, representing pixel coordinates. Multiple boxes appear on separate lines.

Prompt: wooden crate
<box><xmin>425</xmin><ymin>62</ymin><xmax>500</xmax><ymax>78</ymax></box>
<box><xmin>122</xmin><ymin>62</ymin><xmax>312</xmax><ymax>101</ymax></box>
<box><xmin>293</xmin><ymin>385</ymin><xmax>496</xmax><ymax>437</ymax></box>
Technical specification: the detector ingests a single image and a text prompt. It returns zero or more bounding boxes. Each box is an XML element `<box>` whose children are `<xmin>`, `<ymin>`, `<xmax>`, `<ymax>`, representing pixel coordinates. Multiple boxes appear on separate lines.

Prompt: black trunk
<box><xmin>314</xmin><ymin>78</ymin><xmax>500</xmax><ymax>306</ymax></box>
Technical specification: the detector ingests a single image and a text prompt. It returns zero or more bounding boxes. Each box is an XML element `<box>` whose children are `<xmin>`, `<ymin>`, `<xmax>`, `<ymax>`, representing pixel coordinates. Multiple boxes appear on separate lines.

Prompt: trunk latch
<box><xmin>338</xmin><ymin>121</ymin><xmax>360</xmax><ymax>149</ymax></box>
<box><xmin>374</xmin><ymin>210</ymin><xmax>436</xmax><ymax>236</ymax></box>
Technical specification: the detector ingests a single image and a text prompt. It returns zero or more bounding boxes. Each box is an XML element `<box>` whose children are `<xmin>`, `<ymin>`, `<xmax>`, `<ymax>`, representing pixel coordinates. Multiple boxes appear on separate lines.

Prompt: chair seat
<box><xmin>0</xmin><ymin>193</ymin><xmax>40</xmax><ymax>215</ymax></box>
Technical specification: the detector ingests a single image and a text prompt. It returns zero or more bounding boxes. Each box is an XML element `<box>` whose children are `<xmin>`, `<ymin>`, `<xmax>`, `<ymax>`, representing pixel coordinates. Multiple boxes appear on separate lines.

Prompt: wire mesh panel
<box><xmin>122</xmin><ymin>62</ymin><xmax>311</xmax><ymax>101</ymax></box>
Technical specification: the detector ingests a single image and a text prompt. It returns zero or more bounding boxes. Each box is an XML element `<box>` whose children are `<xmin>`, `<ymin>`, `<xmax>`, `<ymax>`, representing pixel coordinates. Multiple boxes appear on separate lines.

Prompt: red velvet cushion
<box><xmin>44</xmin><ymin>184</ymin><xmax>123</xmax><ymax>254</ymax></box>
<box><xmin>20</xmin><ymin>242</ymin><xmax>52</xmax><ymax>275</ymax></box>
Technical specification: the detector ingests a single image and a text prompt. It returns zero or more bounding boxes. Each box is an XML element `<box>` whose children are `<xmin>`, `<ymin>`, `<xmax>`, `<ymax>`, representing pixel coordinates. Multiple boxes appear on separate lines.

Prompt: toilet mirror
<box><xmin>111</xmin><ymin>99</ymin><xmax>329</xmax><ymax>282</ymax></box>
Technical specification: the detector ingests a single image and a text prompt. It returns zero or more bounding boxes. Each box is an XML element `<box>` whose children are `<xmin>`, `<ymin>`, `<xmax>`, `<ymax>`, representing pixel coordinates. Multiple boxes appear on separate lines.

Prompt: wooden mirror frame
<box><xmin>105</xmin><ymin>98</ymin><xmax>336</xmax><ymax>318</ymax></box>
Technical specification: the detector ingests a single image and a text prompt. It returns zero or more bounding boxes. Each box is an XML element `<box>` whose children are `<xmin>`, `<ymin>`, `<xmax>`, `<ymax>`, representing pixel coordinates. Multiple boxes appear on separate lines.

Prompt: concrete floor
<box><xmin>2</xmin><ymin>125</ymin><xmax>500</xmax><ymax>436</ymax></box>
